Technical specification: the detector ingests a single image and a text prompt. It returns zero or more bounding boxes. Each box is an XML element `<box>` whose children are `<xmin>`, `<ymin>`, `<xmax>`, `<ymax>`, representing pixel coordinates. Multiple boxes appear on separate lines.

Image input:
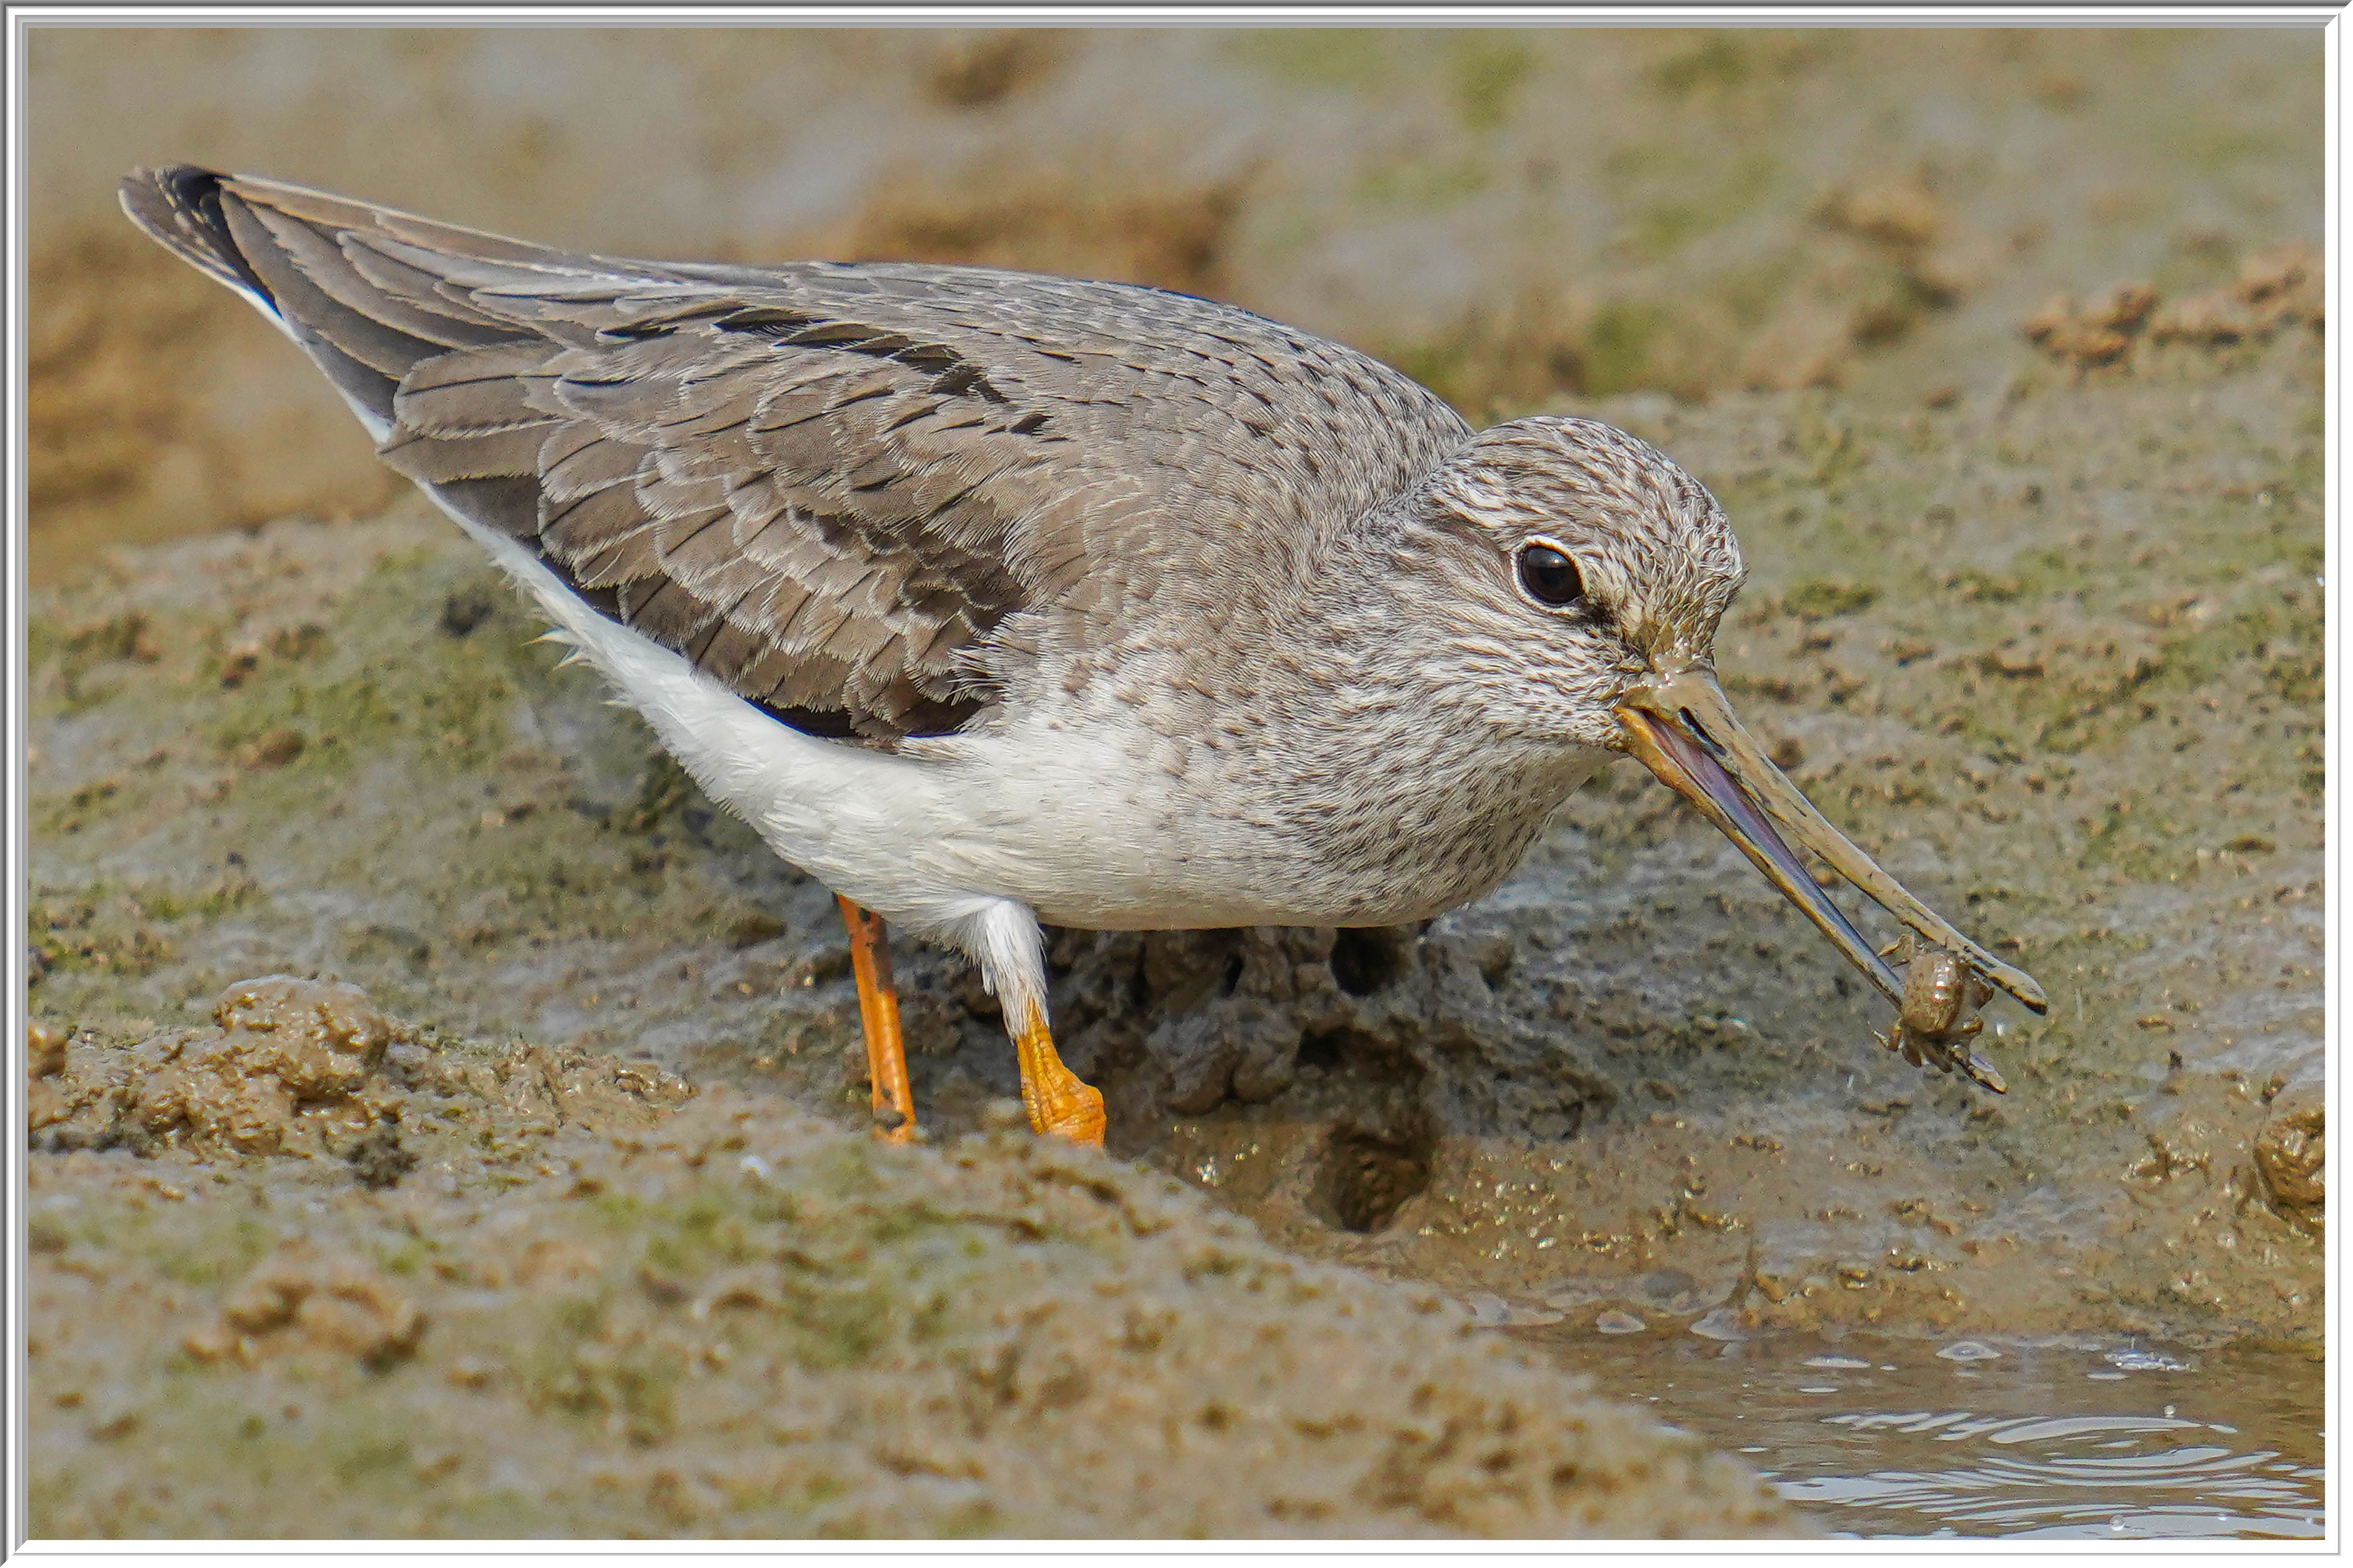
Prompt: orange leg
<box><xmin>1014</xmin><ymin>1002</ymin><xmax>1106</xmax><ymax>1148</ymax></box>
<box><xmin>838</xmin><ymin>896</ymin><xmax>917</xmax><ymax>1145</ymax></box>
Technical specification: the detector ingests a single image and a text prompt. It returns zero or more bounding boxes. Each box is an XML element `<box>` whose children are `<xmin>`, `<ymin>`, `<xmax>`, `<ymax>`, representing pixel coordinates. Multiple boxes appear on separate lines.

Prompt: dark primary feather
<box><xmin>120</xmin><ymin>165</ymin><xmax>1472</xmax><ymax>743</ymax></box>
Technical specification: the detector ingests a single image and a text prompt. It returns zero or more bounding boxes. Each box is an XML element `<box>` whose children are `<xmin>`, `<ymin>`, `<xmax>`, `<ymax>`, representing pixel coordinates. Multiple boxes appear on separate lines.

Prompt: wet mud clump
<box><xmin>187</xmin><ymin>1244</ymin><xmax>429</xmax><ymax>1371</ymax></box>
<box><xmin>2250</xmin><ymin>1098</ymin><xmax>2323</xmax><ymax>1236</ymax></box>
<box><xmin>130</xmin><ymin>977</ymin><xmax>395</xmax><ymax>1157</ymax></box>
<box><xmin>2023</xmin><ymin>240</ymin><xmax>2322</xmax><ymax>370</ymax></box>
<box><xmin>1053</xmin><ymin>923</ymin><xmax>1608</xmax><ymax>1138</ymax></box>
<box><xmin>32</xmin><ymin>977</ymin><xmax>400</xmax><ymax>1160</ymax></box>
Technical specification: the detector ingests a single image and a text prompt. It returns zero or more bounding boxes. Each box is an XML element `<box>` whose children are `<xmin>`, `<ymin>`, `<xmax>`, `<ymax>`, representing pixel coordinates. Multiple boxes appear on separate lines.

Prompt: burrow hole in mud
<box><xmin>1330</xmin><ymin>927</ymin><xmax>1412</xmax><ymax>996</ymax></box>
<box><xmin>1316</xmin><ymin>1118</ymin><xmax>1437</xmax><ymax>1233</ymax></box>
<box><xmin>1296</xmin><ymin>1030</ymin><xmax>1344</xmax><ymax>1074</ymax></box>
<box><xmin>1295</xmin><ymin>1024</ymin><xmax>1418</xmax><ymax>1085</ymax></box>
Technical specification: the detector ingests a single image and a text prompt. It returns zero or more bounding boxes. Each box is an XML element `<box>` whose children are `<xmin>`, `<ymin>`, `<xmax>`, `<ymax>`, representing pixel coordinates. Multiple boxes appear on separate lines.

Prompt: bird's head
<box><xmin>1387</xmin><ymin>414</ymin><xmax>2046</xmax><ymax>1038</ymax></box>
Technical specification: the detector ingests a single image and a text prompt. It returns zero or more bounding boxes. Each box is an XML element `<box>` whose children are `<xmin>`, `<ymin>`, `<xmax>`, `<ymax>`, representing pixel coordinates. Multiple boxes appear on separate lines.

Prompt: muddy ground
<box><xmin>26</xmin><ymin>984</ymin><xmax>1796</xmax><ymax>1538</ymax></box>
<box><xmin>24</xmin><ymin>24</ymin><xmax>2324</xmax><ymax>1540</ymax></box>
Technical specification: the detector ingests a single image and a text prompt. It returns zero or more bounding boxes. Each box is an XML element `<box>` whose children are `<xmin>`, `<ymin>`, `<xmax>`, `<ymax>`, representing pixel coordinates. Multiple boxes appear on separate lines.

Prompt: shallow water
<box><xmin>1529</xmin><ymin>1330</ymin><xmax>2325</xmax><ymax>1540</ymax></box>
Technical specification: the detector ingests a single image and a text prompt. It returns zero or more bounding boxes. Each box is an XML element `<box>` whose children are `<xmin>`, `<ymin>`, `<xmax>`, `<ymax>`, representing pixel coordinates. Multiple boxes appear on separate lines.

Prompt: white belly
<box><xmin>437</xmin><ymin>508</ymin><xmax>1306</xmax><ymax>930</ymax></box>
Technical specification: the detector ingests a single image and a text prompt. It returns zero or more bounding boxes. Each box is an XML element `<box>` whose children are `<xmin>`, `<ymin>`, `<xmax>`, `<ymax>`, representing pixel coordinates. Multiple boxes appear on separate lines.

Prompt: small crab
<box><xmin>1876</xmin><ymin>934</ymin><xmax>2007</xmax><ymax>1092</ymax></box>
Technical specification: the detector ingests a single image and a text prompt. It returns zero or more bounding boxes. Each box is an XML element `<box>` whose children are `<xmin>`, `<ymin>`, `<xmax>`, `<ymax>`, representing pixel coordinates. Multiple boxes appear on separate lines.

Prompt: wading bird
<box><xmin>123</xmin><ymin>166</ymin><xmax>2045</xmax><ymax>1148</ymax></box>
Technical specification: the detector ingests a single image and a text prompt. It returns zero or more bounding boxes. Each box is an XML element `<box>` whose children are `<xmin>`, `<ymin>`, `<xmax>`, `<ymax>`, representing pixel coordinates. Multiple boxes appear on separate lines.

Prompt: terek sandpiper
<box><xmin>122</xmin><ymin>166</ymin><xmax>2047</xmax><ymax>1147</ymax></box>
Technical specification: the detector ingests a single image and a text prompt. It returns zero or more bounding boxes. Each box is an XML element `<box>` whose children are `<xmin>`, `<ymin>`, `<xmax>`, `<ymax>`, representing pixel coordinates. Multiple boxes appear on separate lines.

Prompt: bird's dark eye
<box><xmin>1516</xmin><ymin>544</ymin><xmax>1585</xmax><ymax>608</ymax></box>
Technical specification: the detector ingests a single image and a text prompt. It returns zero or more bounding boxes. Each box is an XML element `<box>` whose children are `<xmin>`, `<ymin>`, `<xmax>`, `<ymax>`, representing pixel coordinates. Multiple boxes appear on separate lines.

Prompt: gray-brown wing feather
<box><xmin>121</xmin><ymin>164</ymin><xmax>1473</xmax><ymax>743</ymax></box>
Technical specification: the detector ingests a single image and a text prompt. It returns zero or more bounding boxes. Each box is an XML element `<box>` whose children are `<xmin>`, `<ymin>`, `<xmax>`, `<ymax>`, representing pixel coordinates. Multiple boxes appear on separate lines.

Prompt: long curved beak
<box><xmin>1615</xmin><ymin>670</ymin><xmax>2048</xmax><ymax>1017</ymax></box>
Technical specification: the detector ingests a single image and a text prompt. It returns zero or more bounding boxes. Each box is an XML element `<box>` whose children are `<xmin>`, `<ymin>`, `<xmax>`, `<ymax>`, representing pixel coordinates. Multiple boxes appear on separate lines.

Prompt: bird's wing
<box><xmin>120</xmin><ymin>165</ymin><xmax>1472</xmax><ymax>743</ymax></box>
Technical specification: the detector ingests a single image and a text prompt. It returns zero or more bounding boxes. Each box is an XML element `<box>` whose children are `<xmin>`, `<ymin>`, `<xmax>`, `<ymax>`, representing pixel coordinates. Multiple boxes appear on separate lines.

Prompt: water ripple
<box><xmin>1533</xmin><ymin>1331</ymin><xmax>2323</xmax><ymax>1539</ymax></box>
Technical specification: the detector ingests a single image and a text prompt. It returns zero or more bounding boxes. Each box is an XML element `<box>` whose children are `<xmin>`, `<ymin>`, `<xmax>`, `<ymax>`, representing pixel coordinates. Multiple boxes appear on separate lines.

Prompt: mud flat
<box><xmin>27</xmin><ymin>310</ymin><xmax>2321</xmax><ymax>1534</ymax></box>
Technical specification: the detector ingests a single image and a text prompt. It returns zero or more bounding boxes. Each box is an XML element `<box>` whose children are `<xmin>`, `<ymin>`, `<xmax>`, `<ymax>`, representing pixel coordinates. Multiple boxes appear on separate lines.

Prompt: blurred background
<box><xmin>27</xmin><ymin>25</ymin><xmax>2319</xmax><ymax>583</ymax></box>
